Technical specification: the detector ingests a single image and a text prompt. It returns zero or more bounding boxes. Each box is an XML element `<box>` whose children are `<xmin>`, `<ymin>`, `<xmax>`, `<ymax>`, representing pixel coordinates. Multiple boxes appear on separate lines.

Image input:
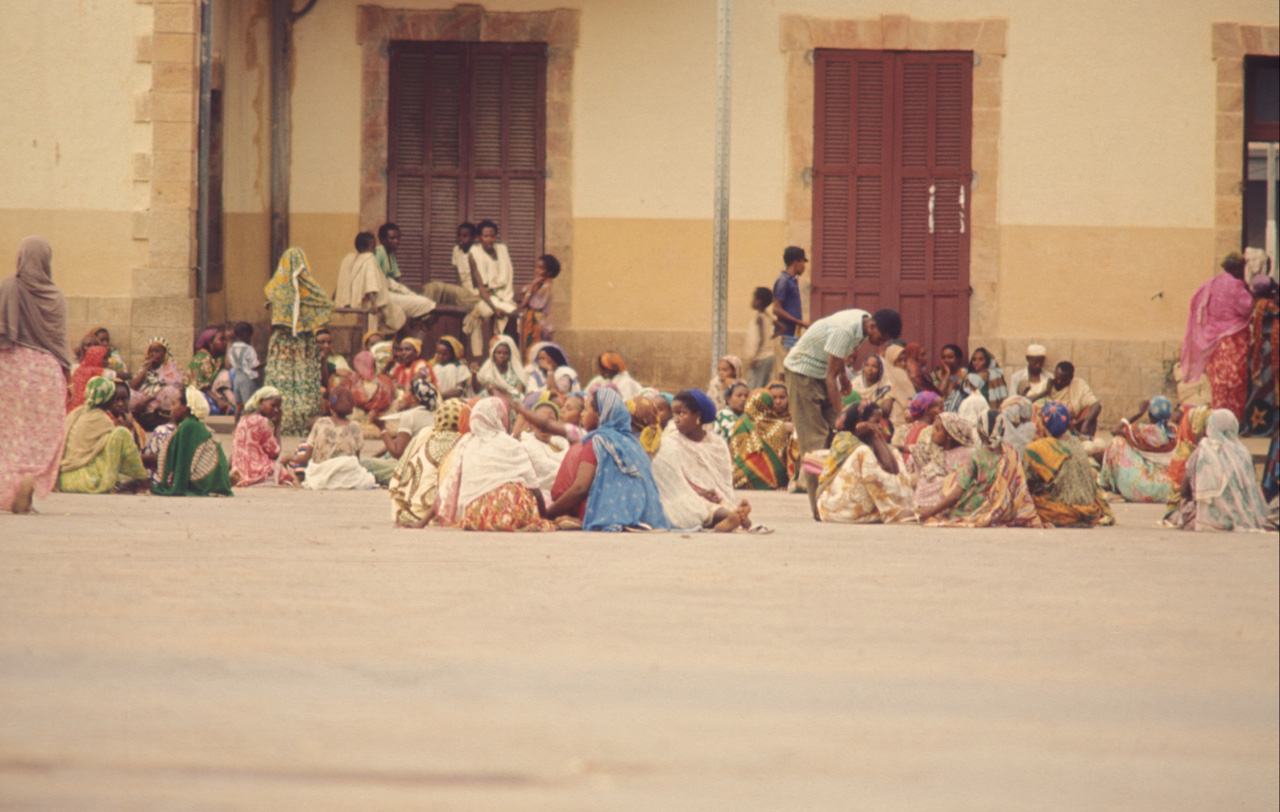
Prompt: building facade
<box><xmin>2</xmin><ymin>0</ymin><xmax>1277</xmax><ymax>422</ymax></box>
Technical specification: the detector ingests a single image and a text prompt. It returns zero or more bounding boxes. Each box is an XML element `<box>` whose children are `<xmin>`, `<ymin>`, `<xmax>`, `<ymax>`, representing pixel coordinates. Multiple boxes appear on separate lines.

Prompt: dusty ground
<box><xmin>1</xmin><ymin>488</ymin><xmax>1276</xmax><ymax>811</ymax></box>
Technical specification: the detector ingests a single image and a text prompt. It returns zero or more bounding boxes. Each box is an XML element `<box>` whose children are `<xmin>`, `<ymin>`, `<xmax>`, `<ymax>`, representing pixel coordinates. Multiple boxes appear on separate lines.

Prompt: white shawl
<box><xmin>452</xmin><ymin>397</ymin><xmax>541</xmax><ymax>509</ymax></box>
<box><xmin>650</xmin><ymin>423</ymin><xmax>735</xmax><ymax>530</ymax></box>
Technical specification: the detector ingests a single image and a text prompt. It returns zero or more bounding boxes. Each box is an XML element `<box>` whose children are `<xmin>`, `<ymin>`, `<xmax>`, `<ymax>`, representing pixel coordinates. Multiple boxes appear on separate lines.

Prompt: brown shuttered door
<box><xmin>813</xmin><ymin>50</ymin><xmax>971</xmax><ymax>360</ymax></box>
<box><xmin>388</xmin><ymin>43</ymin><xmax>546</xmax><ymax>289</ymax></box>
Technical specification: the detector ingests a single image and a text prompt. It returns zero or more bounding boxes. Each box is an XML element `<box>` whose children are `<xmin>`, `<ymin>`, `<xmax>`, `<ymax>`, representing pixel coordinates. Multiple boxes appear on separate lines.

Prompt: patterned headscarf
<box><xmin>371</xmin><ymin>340</ymin><xmax>393</xmax><ymax>368</ymax></box>
<box><xmin>1147</xmin><ymin>395</ymin><xmax>1173</xmax><ymax>425</ymax></box>
<box><xmin>1040</xmin><ymin>401</ymin><xmax>1071</xmax><ymax>438</ymax></box>
<box><xmin>908</xmin><ymin>390</ymin><xmax>941</xmax><ymax>420</ymax></box>
<box><xmin>936</xmin><ymin>412</ymin><xmax>977</xmax><ymax>447</ymax></box>
<box><xmin>732</xmin><ymin>390</ymin><xmax>791</xmax><ymax>460</ymax></box>
<box><xmin>598</xmin><ymin>352</ymin><xmax>626</xmax><ymax>374</ymax></box>
<box><xmin>433</xmin><ymin>398</ymin><xmax>465</xmax><ymax>433</ymax></box>
<box><xmin>411</xmin><ymin>376</ymin><xmax>439</xmax><ymax>411</ymax></box>
<box><xmin>244</xmin><ymin>385</ymin><xmax>281</xmax><ymax>414</ymax></box>
<box><xmin>977</xmin><ymin>408</ymin><xmax>1004</xmax><ymax>450</ymax></box>
<box><xmin>148</xmin><ymin>336</ymin><xmax>171</xmax><ymax>357</ymax></box>
<box><xmin>264</xmin><ymin>246</ymin><xmax>335</xmax><ymax>335</ymax></box>
<box><xmin>83</xmin><ymin>375</ymin><xmax>117</xmax><ymax>408</ymax></box>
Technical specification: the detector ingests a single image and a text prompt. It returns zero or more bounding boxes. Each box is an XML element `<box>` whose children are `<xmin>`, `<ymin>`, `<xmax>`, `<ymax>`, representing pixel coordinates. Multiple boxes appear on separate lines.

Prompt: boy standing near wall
<box><xmin>772</xmin><ymin>246</ymin><xmax>810</xmax><ymax>372</ymax></box>
<box><xmin>745</xmin><ymin>287</ymin><xmax>775</xmax><ymax>390</ymax></box>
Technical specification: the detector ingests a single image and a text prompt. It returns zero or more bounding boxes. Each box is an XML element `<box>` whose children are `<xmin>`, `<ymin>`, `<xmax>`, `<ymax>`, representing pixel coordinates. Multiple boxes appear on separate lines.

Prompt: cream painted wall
<box><xmin>217</xmin><ymin>0</ymin><xmax>1279</xmax><ymax>343</ymax></box>
<box><xmin>219</xmin><ymin>0</ymin><xmax>270</xmax><ymax>215</ymax></box>
<box><xmin>0</xmin><ymin>0</ymin><xmax>148</xmax><ymax>212</ymax></box>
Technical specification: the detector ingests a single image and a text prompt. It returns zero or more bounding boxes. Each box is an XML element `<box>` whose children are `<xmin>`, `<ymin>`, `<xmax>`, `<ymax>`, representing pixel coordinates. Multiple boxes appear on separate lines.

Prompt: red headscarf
<box><xmin>68</xmin><ymin>346</ymin><xmax>109</xmax><ymax>411</ymax></box>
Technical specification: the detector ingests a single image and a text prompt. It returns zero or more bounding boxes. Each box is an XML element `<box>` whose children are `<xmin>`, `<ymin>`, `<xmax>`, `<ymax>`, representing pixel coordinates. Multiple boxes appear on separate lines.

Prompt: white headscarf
<box><xmin>451</xmin><ymin>397</ymin><xmax>541</xmax><ymax>510</ymax></box>
<box><xmin>477</xmin><ymin>335</ymin><xmax>530</xmax><ymax>396</ymax></box>
<box><xmin>1189</xmin><ymin>409</ymin><xmax>1267</xmax><ymax>530</ymax></box>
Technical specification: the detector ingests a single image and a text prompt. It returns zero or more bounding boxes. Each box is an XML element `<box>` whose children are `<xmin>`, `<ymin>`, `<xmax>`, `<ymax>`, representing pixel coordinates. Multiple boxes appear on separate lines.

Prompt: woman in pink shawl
<box><xmin>0</xmin><ymin>236</ymin><xmax>73</xmax><ymax>513</ymax></box>
<box><xmin>1180</xmin><ymin>252</ymin><xmax>1255</xmax><ymax>420</ymax></box>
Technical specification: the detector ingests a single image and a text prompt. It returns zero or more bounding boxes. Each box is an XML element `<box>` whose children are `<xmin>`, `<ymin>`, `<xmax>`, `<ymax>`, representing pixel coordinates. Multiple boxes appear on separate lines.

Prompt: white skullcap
<box><xmin>1026</xmin><ymin>343</ymin><xmax>1047</xmax><ymax>357</ymax></box>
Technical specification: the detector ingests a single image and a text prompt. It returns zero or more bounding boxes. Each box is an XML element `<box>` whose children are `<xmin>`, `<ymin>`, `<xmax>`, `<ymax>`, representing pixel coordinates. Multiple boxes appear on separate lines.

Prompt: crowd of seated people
<box><xmin>3</xmin><ymin>234</ymin><xmax>1274</xmax><ymax>532</ymax></box>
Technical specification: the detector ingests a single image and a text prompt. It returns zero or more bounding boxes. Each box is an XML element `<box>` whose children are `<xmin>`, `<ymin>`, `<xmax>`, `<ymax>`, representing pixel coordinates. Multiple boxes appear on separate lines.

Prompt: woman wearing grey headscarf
<box><xmin>0</xmin><ymin>236</ymin><xmax>73</xmax><ymax>513</ymax></box>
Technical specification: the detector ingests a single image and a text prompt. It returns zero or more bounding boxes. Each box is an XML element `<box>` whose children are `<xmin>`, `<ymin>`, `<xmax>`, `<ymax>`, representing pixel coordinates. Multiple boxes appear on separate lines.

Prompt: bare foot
<box><xmin>713</xmin><ymin>512</ymin><xmax>743</xmax><ymax>533</ymax></box>
<box><xmin>10</xmin><ymin>475</ymin><xmax>35</xmax><ymax>514</ymax></box>
<box><xmin>736</xmin><ymin>499</ymin><xmax>753</xmax><ymax>529</ymax></box>
<box><xmin>229</xmin><ymin>470</ymin><xmax>241</xmax><ymax>486</ymax></box>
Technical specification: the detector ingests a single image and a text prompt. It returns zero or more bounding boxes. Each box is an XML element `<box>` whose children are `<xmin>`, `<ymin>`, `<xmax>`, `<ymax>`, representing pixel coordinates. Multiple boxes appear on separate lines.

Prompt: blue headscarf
<box><xmin>582</xmin><ymin>388</ymin><xmax>670</xmax><ymax>532</ymax></box>
<box><xmin>684</xmin><ymin>389</ymin><xmax>717</xmax><ymax>424</ymax></box>
<box><xmin>1040</xmin><ymin>401</ymin><xmax>1071</xmax><ymax>438</ymax></box>
<box><xmin>1147</xmin><ymin>396</ymin><xmax>1173</xmax><ymax>426</ymax></box>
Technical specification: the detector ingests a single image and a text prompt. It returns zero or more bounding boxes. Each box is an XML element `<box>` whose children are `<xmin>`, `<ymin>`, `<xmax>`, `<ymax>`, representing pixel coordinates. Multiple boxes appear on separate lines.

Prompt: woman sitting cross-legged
<box><xmin>1021</xmin><ymin>402</ymin><xmax>1114</xmax><ymax>527</ymax></box>
<box><xmin>429</xmin><ymin>336</ymin><xmax>477</xmax><ymax>400</ymax></box>
<box><xmin>229</xmin><ymin>386</ymin><xmax>297</xmax><ymax>487</ymax></box>
<box><xmin>58</xmin><ymin>376</ymin><xmax>151</xmax><ymax>494</ymax></box>
<box><xmin>651</xmin><ymin>390</ymin><xmax>753</xmax><ymax>532</ymax></box>
<box><xmin>475</xmin><ymin>335</ymin><xmax>529</xmax><ymax>400</ymax></box>
<box><xmin>434</xmin><ymin>396</ymin><xmax>555</xmax><ymax>531</ymax></box>
<box><xmin>388</xmin><ymin>397</ymin><xmax>470</xmax><ymax>528</ymax></box>
<box><xmin>910</xmin><ymin>412</ymin><xmax>976</xmax><ymax>516</ymax></box>
<box><xmin>816</xmin><ymin>401</ymin><xmax>917</xmax><ymax>524</ymax></box>
<box><xmin>1098</xmin><ymin>395</ymin><xmax>1179</xmax><ymax>503</ymax></box>
<box><xmin>545</xmin><ymin>387</ymin><xmax>669</xmax><ymax>531</ymax></box>
<box><xmin>294</xmin><ymin>388</ymin><xmax>377</xmax><ymax>490</ymax></box>
<box><xmin>151</xmin><ymin>386</ymin><xmax>233</xmax><ymax>497</ymax></box>
<box><xmin>1162</xmin><ymin>405</ymin><xmax>1212</xmax><ymax>523</ymax></box>
<box><xmin>729</xmin><ymin>388</ymin><xmax>795</xmax><ymax>491</ymax></box>
<box><xmin>917</xmin><ymin>408</ymin><xmax>1044</xmax><ymax>528</ymax></box>
<box><xmin>129</xmin><ymin>337</ymin><xmax>184</xmax><ymax>431</ymax></box>
<box><xmin>1165</xmin><ymin>408</ymin><xmax>1269</xmax><ymax>531</ymax></box>
<box><xmin>995</xmin><ymin>394</ymin><xmax>1037</xmax><ymax>457</ymax></box>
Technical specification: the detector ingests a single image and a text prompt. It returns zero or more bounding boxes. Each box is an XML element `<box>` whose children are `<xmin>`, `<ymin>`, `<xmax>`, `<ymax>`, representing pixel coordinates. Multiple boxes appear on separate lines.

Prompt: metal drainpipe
<box><xmin>196</xmin><ymin>0</ymin><xmax>212</xmax><ymax>331</ymax></box>
<box><xmin>269</xmin><ymin>0</ymin><xmax>291</xmax><ymax>269</ymax></box>
<box><xmin>710</xmin><ymin>0</ymin><xmax>731</xmax><ymax>378</ymax></box>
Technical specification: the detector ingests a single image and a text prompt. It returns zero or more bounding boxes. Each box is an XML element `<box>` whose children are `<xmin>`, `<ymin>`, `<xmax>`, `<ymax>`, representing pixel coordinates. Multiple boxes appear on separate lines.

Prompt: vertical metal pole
<box><xmin>711</xmin><ymin>0</ymin><xmax>731</xmax><ymax>378</ymax></box>
<box><xmin>196</xmin><ymin>0</ymin><xmax>212</xmax><ymax>331</ymax></box>
<box><xmin>1266</xmin><ymin>143</ymin><xmax>1277</xmax><ymax>269</ymax></box>
<box><xmin>270</xmin><ymin>0</ymin><xmax>291</xmax><ymax>268</ymax></box>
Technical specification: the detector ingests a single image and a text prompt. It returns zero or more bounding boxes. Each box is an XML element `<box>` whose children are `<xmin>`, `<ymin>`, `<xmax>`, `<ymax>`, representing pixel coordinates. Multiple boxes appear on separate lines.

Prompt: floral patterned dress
<box><xmin>1099</xmin><ymin>422</ymin><xmax>1175</xmax><ymax>503</ymax></box>
<box><xmin>231</xmin><ymin>413</ymin><xmax>291</xmax><ymax>486</ymax></box>
<box><xmin>926</xmin><ymin>443</ymin><xmax>1043</xmax><ymax>528</ymax></box>
<box><xmin>816</xmin><ymin>444</ymin><xmax>917</xmax><ymax>524</ymax></box>
<box><xmin>0</xmin><ymin>346</ymin><xmax>67</xmax><ymax>508</ymax></box>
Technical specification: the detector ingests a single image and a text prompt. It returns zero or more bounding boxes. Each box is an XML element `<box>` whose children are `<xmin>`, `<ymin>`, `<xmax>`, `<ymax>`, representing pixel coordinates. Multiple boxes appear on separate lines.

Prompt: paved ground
<box><xmin>1</xmin><ymin>488</ymin><xmax>1276</xmax><ymax>811</ymax></box>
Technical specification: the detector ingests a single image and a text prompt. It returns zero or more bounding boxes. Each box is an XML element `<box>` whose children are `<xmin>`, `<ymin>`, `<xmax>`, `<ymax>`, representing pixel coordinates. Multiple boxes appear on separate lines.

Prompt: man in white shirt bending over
<box><xmin>783</xmin><ymin>306</ymin><xmax>901</xmax><ymax>518</ymax></box>
<box><xmin>462</xmin><ymin>219</ymin><xmax>518</xmax><ymax>357</ymax></box>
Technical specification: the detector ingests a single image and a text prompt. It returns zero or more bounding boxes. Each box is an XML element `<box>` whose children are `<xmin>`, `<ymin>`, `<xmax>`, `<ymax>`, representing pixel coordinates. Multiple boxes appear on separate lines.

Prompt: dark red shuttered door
<box><xmin>387</xmin><ymin>43</ymin><xmax>546</xmax><ymax>289</ymax></box>
<box><xmin>469</xmin><ymin>47</ymin><xmax>546</xmax><ymax>291</ymax></box>
<box><xmin>812</xmin><ymin>50</ymin><xmax>971</xmax><ymax>360</ymax></box>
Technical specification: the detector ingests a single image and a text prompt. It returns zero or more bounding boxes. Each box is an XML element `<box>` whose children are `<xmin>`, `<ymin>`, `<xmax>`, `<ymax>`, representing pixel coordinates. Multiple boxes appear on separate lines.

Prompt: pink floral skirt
<box><xmin>0</xmin><ymin>346</ymin><xmax>67</xmax><ymax>510</ymax></box>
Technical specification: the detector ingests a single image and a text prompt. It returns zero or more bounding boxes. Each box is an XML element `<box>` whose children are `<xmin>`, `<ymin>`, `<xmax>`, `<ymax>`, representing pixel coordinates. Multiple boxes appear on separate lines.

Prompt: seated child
<box><xmin>293</xmin><ymin>388</ymin><xmax>377</xmax><ymax>490</ymax></box>
<box><xmin>227</xmin><ymin>321</ymin><xmax>260</xmax><ymax>414</ymax></box>
<box><xmin>650</xmin><ymin>389</ymin><xmax>753</xmax><ymax>532</ymax></box>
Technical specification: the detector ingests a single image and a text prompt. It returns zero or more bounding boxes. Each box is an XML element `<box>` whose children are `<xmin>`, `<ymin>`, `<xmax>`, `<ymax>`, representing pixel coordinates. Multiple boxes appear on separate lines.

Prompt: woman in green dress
<box><xmin>263</xmin><ymin>247</ymin><xmax>335</xmax><ymax>435</ymax></box>
<box><xmin>58</xmin><ymin>376</ymin><xmax>151</xmax><ymax>494</ymax></box>
<box><xmin>151</xmin><ymin>386</ymin><xmax>233</xmax><ymax>497</ymax></box>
